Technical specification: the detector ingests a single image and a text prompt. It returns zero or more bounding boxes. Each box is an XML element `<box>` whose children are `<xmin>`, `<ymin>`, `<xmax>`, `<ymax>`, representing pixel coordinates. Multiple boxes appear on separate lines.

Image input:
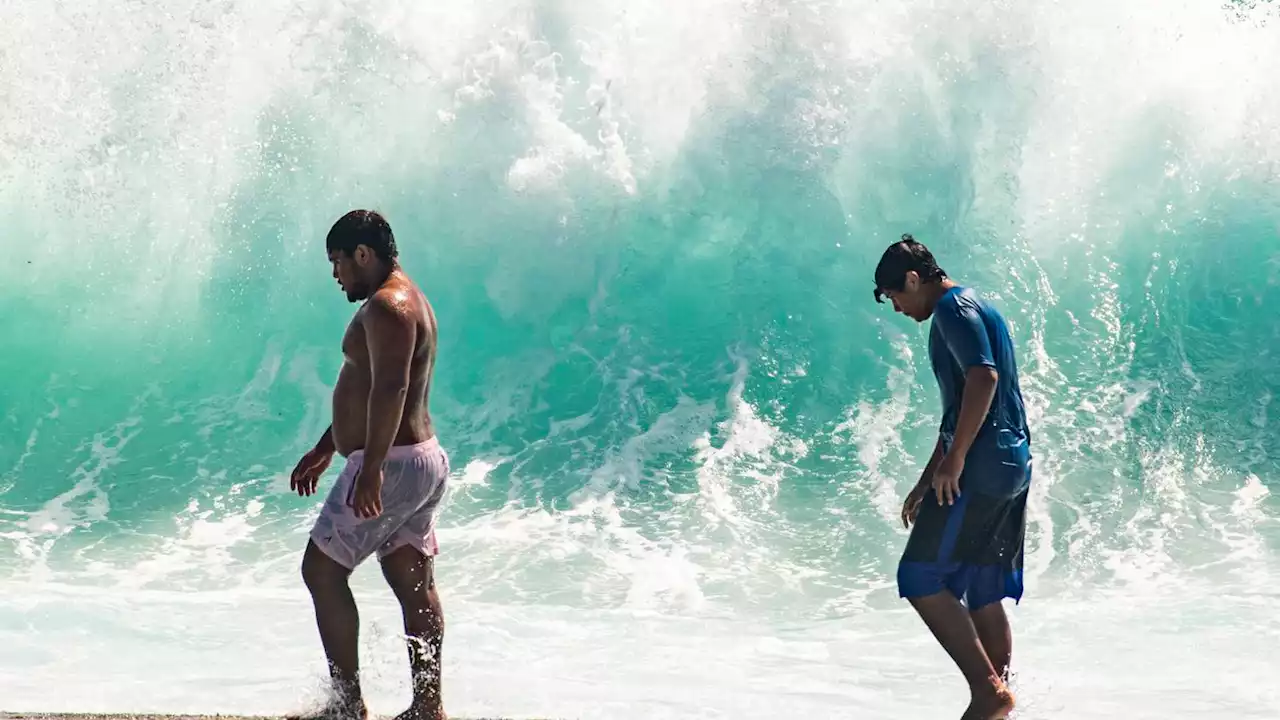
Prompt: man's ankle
<box><xmin>969</xmin><ymin>672</ymin><xmax>1006</xmax><ymax>694</ymax></box>
<box><xmin>411</xmin><ymin>693</ymin><xmax>442</xmax><ymax>709</ymax></box>
<box><xmin>332</xmin><ymin>679</ymin><xmax>365</xmax><ymax>708</ymax></box>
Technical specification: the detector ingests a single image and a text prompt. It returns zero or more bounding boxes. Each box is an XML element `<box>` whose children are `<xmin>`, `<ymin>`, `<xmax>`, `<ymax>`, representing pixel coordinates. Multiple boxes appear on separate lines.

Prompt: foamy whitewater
<box><xmin>3</xmin><ymin>1</ymin><xmax>1280</xmax><ymax>718</ymax></box>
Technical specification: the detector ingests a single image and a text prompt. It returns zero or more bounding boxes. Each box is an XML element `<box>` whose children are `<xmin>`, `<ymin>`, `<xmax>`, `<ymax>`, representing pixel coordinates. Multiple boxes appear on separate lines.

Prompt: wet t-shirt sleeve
<box><xmin>933</xmin><ymin>295</ymin><xmax>996</xmax><ymax>372</ymax></box>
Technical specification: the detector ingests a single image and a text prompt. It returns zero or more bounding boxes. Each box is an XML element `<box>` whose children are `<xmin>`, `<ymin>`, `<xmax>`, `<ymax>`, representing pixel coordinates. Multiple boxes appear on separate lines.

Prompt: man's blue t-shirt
<box><xmin>928</xmin><ymin>286</ymin><xmax>1032</xmax><ymax>497</ymax></box>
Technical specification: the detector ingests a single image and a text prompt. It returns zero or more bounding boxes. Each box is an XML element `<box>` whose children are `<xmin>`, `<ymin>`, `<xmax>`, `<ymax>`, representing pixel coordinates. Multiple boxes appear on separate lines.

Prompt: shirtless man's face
<box><xmin>329</xmin><ymin>246</ymin><xmax>375</xmax><ymax>302</ymax></box>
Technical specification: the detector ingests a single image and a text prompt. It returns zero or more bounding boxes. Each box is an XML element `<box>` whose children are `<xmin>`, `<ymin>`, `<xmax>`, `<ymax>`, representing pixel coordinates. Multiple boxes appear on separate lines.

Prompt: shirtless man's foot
<box><xmin>285</xmin><ymin>692</ymin><xmax>369</xmax><ymax>720</ymax></box>
<box><xmin>392</xmin><ymin>701</ymin><xmax>447</xmax><ymax>720</ymax></box>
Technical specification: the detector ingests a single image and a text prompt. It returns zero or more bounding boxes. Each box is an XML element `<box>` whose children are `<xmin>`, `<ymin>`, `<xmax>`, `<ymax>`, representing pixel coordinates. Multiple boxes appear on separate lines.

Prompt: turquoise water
<box><xmin>3</xmin><ymin>1</ymin><xmax>1280</xmax><ymax>717</ymax></box>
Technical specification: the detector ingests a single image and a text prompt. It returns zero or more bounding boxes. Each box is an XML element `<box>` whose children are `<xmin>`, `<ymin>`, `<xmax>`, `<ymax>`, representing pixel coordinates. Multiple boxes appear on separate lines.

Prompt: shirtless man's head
<box><xmin>326</xmin><ymin>210</ymin><xmax>398</xmax><ymax>303</ymax></box>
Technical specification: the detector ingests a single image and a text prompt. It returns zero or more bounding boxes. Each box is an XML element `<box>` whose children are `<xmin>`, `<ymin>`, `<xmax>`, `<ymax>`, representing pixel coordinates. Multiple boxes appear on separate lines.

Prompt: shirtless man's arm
<box><xmin>291</xmin><ymin>426</ymin><xmax>336</xmax><ymax>497</ymax></box>
<box><xmin>349</xmin><ymin>290</ymin><xmax>418</xmax><ymax>519</ymax></box>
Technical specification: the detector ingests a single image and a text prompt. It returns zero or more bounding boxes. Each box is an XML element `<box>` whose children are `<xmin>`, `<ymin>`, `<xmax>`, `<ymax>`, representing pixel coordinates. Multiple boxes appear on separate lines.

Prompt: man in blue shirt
<box><xmin>873</xmin><ymin>235</ymin><xmax>1031</xmax><ymax>720</ymax></box>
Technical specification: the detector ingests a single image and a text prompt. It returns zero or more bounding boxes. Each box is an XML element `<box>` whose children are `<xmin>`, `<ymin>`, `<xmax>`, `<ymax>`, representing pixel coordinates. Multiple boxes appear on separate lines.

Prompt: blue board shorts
<box><xmin>897</xmin><ymin>482</ymin><xmax>1028</xmax><ymax>610</ymax></box>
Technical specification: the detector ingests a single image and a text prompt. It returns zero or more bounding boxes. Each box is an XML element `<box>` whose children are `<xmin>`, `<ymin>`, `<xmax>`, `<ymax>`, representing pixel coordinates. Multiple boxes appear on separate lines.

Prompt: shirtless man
<box><xmin>873</xmin><ymin>235</ymin><xmax>1031</xmax><ymax>720</ymax></box>
<box><xmin>289</xmin><ymin>210</ymin><xmax>450</xmax><ymax>720</ymax></box>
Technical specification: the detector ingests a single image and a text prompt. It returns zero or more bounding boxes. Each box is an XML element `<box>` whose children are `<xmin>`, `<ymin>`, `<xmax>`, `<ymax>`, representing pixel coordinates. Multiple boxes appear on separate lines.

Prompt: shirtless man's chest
<box><xmin>331</xmin><ymin>286</ymin><xmax>437</xmax><ymax>457</ymax></box>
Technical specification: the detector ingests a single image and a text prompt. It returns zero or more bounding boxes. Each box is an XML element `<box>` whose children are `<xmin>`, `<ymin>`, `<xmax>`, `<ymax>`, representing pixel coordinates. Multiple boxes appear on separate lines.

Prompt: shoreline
<box><xmin>0</xmin><ymin>715</ymin><xmax>552</xmax><ymax>720</ymax></box>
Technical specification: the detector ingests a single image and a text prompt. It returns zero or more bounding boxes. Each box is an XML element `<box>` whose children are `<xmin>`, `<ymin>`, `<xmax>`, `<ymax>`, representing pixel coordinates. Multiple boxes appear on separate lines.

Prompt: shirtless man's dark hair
<box><xmin>288</xmin><ymin>209</ymin><xmax>450</xmax><ymax>720</ymax></box>
<box><xmin>327</xmin><ymin>209</ymin><xmax>398</xmax><ymax>264</ymax></box>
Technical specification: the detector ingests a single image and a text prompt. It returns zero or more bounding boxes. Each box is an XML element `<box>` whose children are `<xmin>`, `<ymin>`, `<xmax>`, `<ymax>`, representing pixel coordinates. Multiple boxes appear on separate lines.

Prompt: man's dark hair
<box><xmin>326</xmin><ymin>209</ymin><xmax>398</xmax><ymax>261</ymax></box>
<box><xmin>873</xmin><ymin>234</ymin><xmax>947</xmax><ymax>303</ymax></box>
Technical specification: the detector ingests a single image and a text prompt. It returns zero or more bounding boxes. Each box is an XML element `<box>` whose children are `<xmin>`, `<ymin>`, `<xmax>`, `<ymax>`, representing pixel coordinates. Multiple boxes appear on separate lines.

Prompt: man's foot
<box><xmin>285</xmin><ymin>698</ymin><xmax>369</xmax><ymax>720</ymax></box>
<box><xmin>392</xmin><ymin>702</ymin><xmax>447</xmax><ymax>720</ymax></box>
<box><xmin>961</xmin><ymin>681</ymin><xmax>1015</xmax><ymax>720</ymax></box>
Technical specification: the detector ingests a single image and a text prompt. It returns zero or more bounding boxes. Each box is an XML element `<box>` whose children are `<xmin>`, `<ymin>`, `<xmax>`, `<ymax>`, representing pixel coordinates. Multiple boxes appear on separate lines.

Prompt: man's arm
<box><xmin>360</xmin><ymin>292</ymin><xmax>417</xmax><ymax>472</ymax></box>
<box><xmin>314</xmin><ymin>425</ymin><xmax>335</xmax><ymax>454</ymax></box>
<box><xmin>292</xmin><ymin>426</ymin><xmax>336</xmax><ymax>497</ymax></box>
<box><xmin>933</xmin><ymin>297</ymin><xmax>999</xmax><ymax>469</ymax></box>
<box><xmin>918</xmin><ymin>435</ymin><xmax>945</xmax><ymax>486</ymax></box>
<box><xmin>903</xmin><ymin>435</ymin><xmax>946</xmax><ymax>527</ymax></box>
<box><xmin>946</xmin><ymin>366</ymin><xmax>998</xmax><ymax>461</ymax></box>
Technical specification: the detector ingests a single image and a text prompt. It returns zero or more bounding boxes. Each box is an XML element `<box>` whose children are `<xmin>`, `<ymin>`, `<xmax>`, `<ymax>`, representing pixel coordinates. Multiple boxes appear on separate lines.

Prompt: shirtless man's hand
<box><xmin>292</xmin><ymin>429</ymin><xmax>335</xmax><ymax>497</ymax></box>
<box><xmin>350</xmin><ymin>465</ymin><xmax>384</xmax><ymax>518</ymax></box>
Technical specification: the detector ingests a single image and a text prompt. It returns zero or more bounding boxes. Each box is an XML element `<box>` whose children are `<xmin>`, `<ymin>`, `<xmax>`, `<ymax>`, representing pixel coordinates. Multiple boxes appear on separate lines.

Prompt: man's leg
<box><xmin>380</xmin><ymin>545</ymin><xmax>446</xmax><ymax>720</ymax></box>
<box><xmin>966</xmin><ymin>488</ymin><xmax>1027</xmax><ymax>685</ymax></box>
<box><xmin>908</xmin><ymin>591</ymin><xmax>1014</xmax><ymax>720</ymax></box>
<box><xmin>298</xmin><ymin>539</ymin><xmax>368</xmax><ymax>719</ymax></box>
<box><xmin>970</xmin><ymin>600</ymin><xmax>1012</xmax><ymax>681</ymax></box>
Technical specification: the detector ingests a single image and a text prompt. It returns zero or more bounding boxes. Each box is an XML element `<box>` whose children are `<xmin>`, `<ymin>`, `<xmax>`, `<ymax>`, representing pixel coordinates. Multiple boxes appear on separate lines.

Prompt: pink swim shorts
<box><xmin>310</xmin><ymin>437</ymin><xmax>450</xmax><ymax>570</ymax></box>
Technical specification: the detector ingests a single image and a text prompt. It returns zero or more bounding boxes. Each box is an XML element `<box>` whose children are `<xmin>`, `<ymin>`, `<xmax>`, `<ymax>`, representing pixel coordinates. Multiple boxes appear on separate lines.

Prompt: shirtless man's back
<box><xmin>288</xmin><ymin>209</ymin><xmax>450</xmax><ymax>720</ymax></box>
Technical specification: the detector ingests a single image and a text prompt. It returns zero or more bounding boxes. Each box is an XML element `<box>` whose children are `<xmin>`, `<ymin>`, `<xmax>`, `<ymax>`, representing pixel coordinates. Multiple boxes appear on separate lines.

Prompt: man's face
<box><xmin>329</xmin><ymin>247</ymin><xmax>370</xmax><ymax>302</ymax></box>
<box><xmin>881</xmin><ymin>272</ymin><xmax>932</xmax><ymax>322</ymax></box>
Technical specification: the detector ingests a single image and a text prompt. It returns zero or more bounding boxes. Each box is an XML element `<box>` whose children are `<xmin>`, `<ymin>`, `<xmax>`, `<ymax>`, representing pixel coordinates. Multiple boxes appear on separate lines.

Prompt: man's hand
<box><xmin>932</xmin><ymin>454</ymin><xmax>964</xmax><ymax>506</ymax></box>
<box><xmin>291</xmin><ymin>445</ymin><xmax>333</xmax><ymax>497</ymax></box>
<box><xmin>901</xmin><ymin>480</ymin><xmax>930</xmax><ymax>528</ymax></box>
<box><xmin>904</xmin><ymin>436</ymin><xmax>946</xmax><ymax>527</ymax></box>
<box><xmin>350</xmin><ymin>464</ymin><xmax>384</xmax><ymax>519</ymax></box>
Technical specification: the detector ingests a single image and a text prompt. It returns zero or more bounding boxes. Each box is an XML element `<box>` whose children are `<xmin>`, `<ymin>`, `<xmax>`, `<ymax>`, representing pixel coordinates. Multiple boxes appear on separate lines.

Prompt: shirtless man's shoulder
<box><xmin>359</xmin><ymin>274</ymin><xmax>434</xmax><ymax>354</ymax></box>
